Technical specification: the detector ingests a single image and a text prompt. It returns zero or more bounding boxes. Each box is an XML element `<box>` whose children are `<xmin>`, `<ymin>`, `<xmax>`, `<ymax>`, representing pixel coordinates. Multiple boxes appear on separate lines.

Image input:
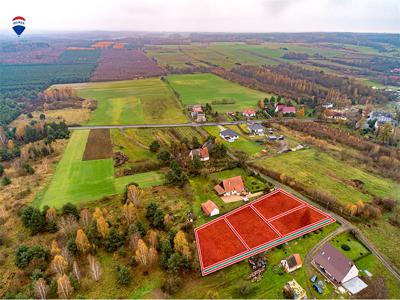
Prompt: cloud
<box><xmin>0</xmin><ymin>0</ymin><xmax>398</xmax><ymax>33</ymax></box>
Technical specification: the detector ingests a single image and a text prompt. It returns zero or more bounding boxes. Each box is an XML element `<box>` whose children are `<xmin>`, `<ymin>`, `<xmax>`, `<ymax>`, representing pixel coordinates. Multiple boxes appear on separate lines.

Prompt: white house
<box><xmin>201</xmin><ymin>200</ymin><xmax>219</xmax><ymax>216</ymax></box>
<box><xmin>313</xmin><ymin>243</ymin><xmax>359</xmax><ymax>284</ymax></box>
<box><xmin>248</xmin><ymin>123</ymin><xmax>266</xmax><ymax>135</ymax></box>
<box><xmin>220</xmin><ymin>129</ymin><xmax>239</xmax><ymax>142</ymax></box>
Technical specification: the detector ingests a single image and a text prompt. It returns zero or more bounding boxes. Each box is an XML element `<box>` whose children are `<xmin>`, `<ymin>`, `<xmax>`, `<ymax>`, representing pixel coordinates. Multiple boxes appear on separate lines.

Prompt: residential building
<box><xmin>220</xmin><ymin>129</ymin><xmax>239</xmax><ymax>142</ymax></box>
<box><xmin>201</xmin><ymin>200</ymin><xmax>219</xmax><ymax>216</ymax></box>
<box><xmin>189</xmin><ymin>147</ymin><xmax>209</xmax><ymax>161</ymax></box>
<box><xmin>242</xmin><ymin>108</ymin><xmax>257</xmax><ymax>118</ymax></box>
<box><xmin>281</xmin><ymin>254</ymin><xmax>303</xmax><ymax>273</ymax></box>
<box><xmin>313</xmin><ymin>243</ymin><xmax>359</xmax><ymax>284</ymax></box>
<box><xmin>190</xmin><ymin>105</ymin><xmax>206</xmax><ymax>122</ymax></box>
<box><xmin>248</xmin><ymin>123</ymin><xmax>265</xmax><ymax>135</ymax></box>
<box><xmin>275</xmin><ymin>104</ymin><xmax>297</xmax><ymax>115</ymax></box>
<box><xmin>214</xmin><ymin>176</ymin><xmax>246</xmax><ymax>196</ymax></box>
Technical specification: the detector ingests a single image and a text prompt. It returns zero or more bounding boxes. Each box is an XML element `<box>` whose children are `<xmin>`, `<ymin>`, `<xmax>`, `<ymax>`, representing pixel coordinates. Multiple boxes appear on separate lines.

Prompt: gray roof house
<box><xmin>220</xmin><ymin>129</ymin><xmax>239</xmax><ymax>142</ymax></box>
<box><xmin>313</xmin><ymin>243</ymin><xmax>359</xmax><ymax>284</ymax></box>
<box><xmin>248</xmin><ymin>123</ymin><xmax>265</xmax><ymax>135</ymax></box>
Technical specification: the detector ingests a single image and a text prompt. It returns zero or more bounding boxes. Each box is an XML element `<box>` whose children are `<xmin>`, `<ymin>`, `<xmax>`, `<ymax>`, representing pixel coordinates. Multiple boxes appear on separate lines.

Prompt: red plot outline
<box><xmin>195</xmin><ymin>188</ymin><xmax>335</xmax><ymax>276</ymax></box>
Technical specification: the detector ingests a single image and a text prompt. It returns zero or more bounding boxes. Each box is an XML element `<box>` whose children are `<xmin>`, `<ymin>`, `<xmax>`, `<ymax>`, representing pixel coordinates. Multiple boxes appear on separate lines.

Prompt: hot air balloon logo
<box><xmin>12</xmin><ymin>16</ymin><xmax>26</xmax><ymax>36</ymax></box>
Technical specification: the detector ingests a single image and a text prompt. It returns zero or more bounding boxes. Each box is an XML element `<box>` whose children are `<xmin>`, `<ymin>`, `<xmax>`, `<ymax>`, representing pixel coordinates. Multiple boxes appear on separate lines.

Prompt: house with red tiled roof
<box><xmin>275</xmin><ymin>104</ymin><xmax>296</xmax><ymax>115</ymax></box>
<box><xmin>201</xmin><ymin>200</ymin><xmax>219</xmax><ymax>216</ymax></box>
<box><xmin>242</xmin><ymin>108</ymin><xmax>257</xmax><ymax>118</ymax></box>
<box><xmin>189</xmin><ymin>147</ymin><xmax>209</xmax><ymax>161</ymax></box>
<box><xmin>281</xmin><ymin>254</ymin><xmax>303</xmax><ymax>273</ymax></box>
<box><xmin>213</xmin><ymin>176</ymin><xmax>246</xmax><ymax>196</ymax></box>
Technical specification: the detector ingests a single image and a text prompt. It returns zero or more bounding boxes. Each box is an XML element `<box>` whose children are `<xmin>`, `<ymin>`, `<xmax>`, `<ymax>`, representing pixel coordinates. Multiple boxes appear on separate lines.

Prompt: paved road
<box><xmin>68</xmin><ymin>120</ymin><xmax>265</xmax><ymax>130</ymax></box>
<box><xmin>67</xmin><ymin>117</ymin><xmax>318</xmax><ymax>131</ymax></box>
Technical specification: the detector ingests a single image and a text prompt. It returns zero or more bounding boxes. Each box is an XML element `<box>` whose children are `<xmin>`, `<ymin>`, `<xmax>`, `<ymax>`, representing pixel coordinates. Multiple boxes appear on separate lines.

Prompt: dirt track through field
<box><xmin>82</xmin><ymin>129</ymin><xmax>113</xmax><ymax>160</ymax></box>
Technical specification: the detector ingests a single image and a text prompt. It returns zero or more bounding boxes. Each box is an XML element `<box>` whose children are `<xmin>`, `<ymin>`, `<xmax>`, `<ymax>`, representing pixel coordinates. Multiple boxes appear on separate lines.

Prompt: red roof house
<box><xmin>201</xmin><ymin>200</ymin><xmax>219</xmax><ymax>216</ymax></box>
<box><xmin>189</xmin><ymin>147</ymin><xmax>210</xmax><ymax>161</ymax></box>
<box><xmin>275</xmin><ymin>104</ymin><xmax>296</xmax><ymax>114</ymax></box>
<box><xmin>213</xmin><ymin>176</ymin><xmax>246</xmax><ymax>196</ymax></box>
<box><xmin>281</xmin><ymin>254</ymin><xmax>303</xmax><ymax>273</ymax></box>
<box><xmin>242</xmin><ymin>108</ymin><xmax>257</xmax><ymax>117</ymax></box>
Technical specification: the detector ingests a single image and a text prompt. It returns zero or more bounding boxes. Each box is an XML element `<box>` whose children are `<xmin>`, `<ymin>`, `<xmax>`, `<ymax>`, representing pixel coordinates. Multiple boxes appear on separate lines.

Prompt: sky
<box><xmin>1</xmin><ymin>0</ymin><xmax>399</xmax><ymax>33</ymax></box>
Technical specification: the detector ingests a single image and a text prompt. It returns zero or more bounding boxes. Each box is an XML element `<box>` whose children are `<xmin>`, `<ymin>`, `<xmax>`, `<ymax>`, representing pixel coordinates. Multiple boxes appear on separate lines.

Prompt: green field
<box><xmin>167</xmin><ymin>73</ymin><xmax>268</xmax><ymax>112</ymax></box>
<box><xmin>35</xmin><ymin>130</ymin><xmax>164</xmax><ymax>208</ymax></box>
<box><xmin>0</xmin><ymin>49</ymin><xmax>99</xmax><ymax>92</ymax></box>
<box><xmin>73</xmin><ymin>78</ymin><xmax>188</xmax><ymax>125</ymax></box>
<box><xmin>256</xmin><ymin>148</ymin><xmax>400</xmax><ymax>205</ymax></box>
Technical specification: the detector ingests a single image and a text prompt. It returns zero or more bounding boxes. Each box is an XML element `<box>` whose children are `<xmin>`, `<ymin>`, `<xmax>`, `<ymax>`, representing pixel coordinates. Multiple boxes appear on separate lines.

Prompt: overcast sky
<box><xmin>1</xmin><ymin>0</ymin><xmax>399</xmax><ymax>33</ymax></box>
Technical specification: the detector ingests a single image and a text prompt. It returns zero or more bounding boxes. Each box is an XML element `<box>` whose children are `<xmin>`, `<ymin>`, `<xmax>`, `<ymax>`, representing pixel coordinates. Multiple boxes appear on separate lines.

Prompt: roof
<box><xmin>190</xmin><ymin>147</ymin><xmax>209</xmax><ymax>159</ymax></box>
<box><xmin>276</xmin><ymin>104</ymin><xmax>296</xmax><ymax>113</ymax></box>
<box><xmin>342</xmin><ymin>277</ymin><xmax>368</xmax><ymax>294</ymax></box>
<box><xmin>214</xmin><ymin>176</ymin><xmax>245</xmax><ymax>194</ymax></box>
<box><xmin>286</xmin><ymin>254</ymin><xmax>302</xmax><ymax>269</ymax></box>
<box><xmin>220</xmin><ymin>129</ymin><xmax>239</xmax><ymax>138</ymax></box>
<box><xmin>248</xmin><ymin>123</ymin><xmax>265</xmax><ymax>131</ymax></box>
<box><xmin>192</xmin><ymin>105</ymin><xmax>203</xmax><ymax>113</ymax></box>
<box><xmin>314</xmin><ymin>243</ymin><xmax>355</xmax><ymax>282</ymax></box>
<box><xmin>201</xmin><ymin>200</ymin><xmax>219</xmax><ymax>216</ymax></box>
<box><xmin>242</xmin><ymin>108</ymin><xmax>256</xmax><ymax>115</ymax></box>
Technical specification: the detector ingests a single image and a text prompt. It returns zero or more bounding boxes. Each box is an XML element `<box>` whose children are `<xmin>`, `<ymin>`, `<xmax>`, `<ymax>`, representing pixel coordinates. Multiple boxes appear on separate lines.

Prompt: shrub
<box><xmin>104</xmin><ymin>228</ymin><xmax>124</xmax><ymax>252</ymax></box>
<box><xmin>0</xmin><ymin>164</ymin><xmax>4</xmax><ymax>176</ymax></box>
<box><xmin>162</xmin><ymin>275</ymin><xmax>183</xmax><ymax>295</ymax></box>
<box><xmin>61</xmin><ymin>203</ymin><xmax>79</xmax><ymax>219</ymax></box>
<box><xmin>15</xmin><ymin>245</ymin><xmax>49</xmax><ymax>269</ymax></box>
<box><xmin>149</xmin><ymin>140</ymin><xmax>160</xmax><ymax>152</ymax></box>
<box><xmin>20</xmin><ymin>206</ymin><xmax>46</xmax><ymax>235</ymax></box>
<box><xmin>341</xmin><ymin>244</ymin><xmax>351</xmax><ymax>251</ymax></box>
<box><xmin>116</xmin><ymin>265</ymin><xmax>131</xmax><ymax>286</ymax></box>
<box><xmin>2</xmin><ymin>175</ymin><xmax>11</xmax><ymax>186</ymax></box>
<box><xmin>237</xmin><ymin>281</ymin><xmax>254</xmax><ymax>297</ymax></box>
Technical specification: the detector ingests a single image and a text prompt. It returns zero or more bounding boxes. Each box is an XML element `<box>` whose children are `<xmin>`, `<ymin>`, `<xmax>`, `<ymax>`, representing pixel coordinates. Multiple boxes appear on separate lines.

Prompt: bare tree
<box><xmin>80</xmin><ymin>208</ymin><xmax>92</xmax><ymax>229</ymax></box>
<box><xmin>129</xmin><ymin>232</ymin><xmax>141</xmax><ymax>252</ymax></box>
<box><xmin>87</xmin><ymin>254</ymin><xmax>102</xmax><ymax>282</ymax></box>
<box><xmin>34</xmin><ymin>278</ymin><xmax>49</xmax><ymax>299</ymax></box>
<box><xmin>72</xmin><ymin>260</ymin><xmax>81</xmax><ymax>284</ymax></box>
<box><xmin>58</xmin><ymin>215</ymin><xmax>79</xmax><ymax>238</ymax></box>
<box><xmin>127</xmin><ymin>185</ymin><xmax>144</xmax><ymax>208</ymax></box>
<box><xmin>57</xmin><ymin>274</ymin><xmax>74</xmax><ymax>298</ymax></box>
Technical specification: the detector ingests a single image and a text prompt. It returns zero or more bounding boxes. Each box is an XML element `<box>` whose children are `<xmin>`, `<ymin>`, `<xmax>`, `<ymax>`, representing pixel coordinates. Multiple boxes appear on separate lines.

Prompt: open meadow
<box><xmin>73</xmin><ymin>78</ymin><xmax>188</xmax><ymax>125</ymax></box>
<box><xmin>167</xmin><ymin>73</ymin><xmax>268</xmax><ymax>112</ymax></box>
<box><xmin>35</xmin><ymin>130</ymin><xmax>164</xmax><ymax>208</ymax></box>
<box><xmin>256</xmin><ymin>148</ymin><xmax>400</xmax><ymax>205</ymax></box>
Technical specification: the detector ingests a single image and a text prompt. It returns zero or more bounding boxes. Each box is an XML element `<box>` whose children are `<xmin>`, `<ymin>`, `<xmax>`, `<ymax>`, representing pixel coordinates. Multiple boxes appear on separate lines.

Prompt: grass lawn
<box><xmin>35</xmin><ymin>130</ymin><xmax>164</xmax><ymax>208</ymax></box>
<box><xmin>167</xmin><ymin>73</ymin><xmax>269</xmax><ymax>113</ymax></box>
<box><xmin>190</xmin><ymin>168</ymin><xmax>265</xmax><ymax>226</ymax></box>
<box><xmin>70</xmin><ymin>78</ymin><xmax>187</xmax><ymax>125</ymax></box>
<box><xmin>176</xmin><ymin>223</ymin><xmax>340</xmax><ymax>299</ymax></box>
<box><xmin>330</xmin><ymin>232</ymin><xmax>400</xmax><ymax>298</ymax></box>
<box><xmin>205</xmin><ymin>126</ymin><xmax>264</xmax><ymax>157</ymax></box>
<box><xmin>257</xmin><ymin>148</ymin><xmax>400</xmax><ymax>205</ymax></box>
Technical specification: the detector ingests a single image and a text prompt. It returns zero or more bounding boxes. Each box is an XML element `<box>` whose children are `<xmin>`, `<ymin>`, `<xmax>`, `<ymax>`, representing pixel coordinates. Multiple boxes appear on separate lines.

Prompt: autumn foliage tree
<box><xmin>136</xmin><ymin>239</ymin><xmax>150</xmax><ymax>266</ymax></box>
<box><xmin>34</xmin><ymin>278</ymin><xmax>49</xmax><ymax>299</ymax></box>
<box><xmin>126</xmin><ymin>184</ymin><xmax>144</xmax><ymax>208</ymax></box>
<box><xmin>174</xmin><ymin>231</ymin><xmax>191</xmax><ymax>258</ymax></box>
<box><xmin>75</xmin><ymin>229</ymin><xmax>91</xmax><ymax>253</ymax></box>
<box><xmin>88</xmin><ymin>254</ymin><xmax>102</xmax><ymax>281</ymax></box>
<box><xmin>51</xmin><ymin>255</ymin><xmax>68</xmax><ymax>275</ymax></box>
<box><xmin>121</xmin><ymin>202</ymin><xmax>137</xmax><ymax>225</ymax></box>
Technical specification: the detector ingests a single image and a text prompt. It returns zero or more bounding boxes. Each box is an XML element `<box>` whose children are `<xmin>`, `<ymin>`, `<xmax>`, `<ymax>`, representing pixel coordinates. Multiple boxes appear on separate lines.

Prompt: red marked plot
<box><xmin>252</xmin><ymin>192</ymin><xmax>302</xmax><ymax>219</ymax></box>
<box><xmin>271</xmin><ymin>206</ymin><xmax>326</xmax><ymax>235</ymax></box>
<box><xmin>196</xmin><ymin>219</ymin><xmax>247</xmax><ymax>268</ymax></box>
<box><xmin>226</xmin><ymin>207</ymin><xmax>279</xmax><ymax>248</ymax></box>
<box><xmin>195</xmin><ymin>189</ymin><xmax>335</xmax><ymax>275</ymax></box>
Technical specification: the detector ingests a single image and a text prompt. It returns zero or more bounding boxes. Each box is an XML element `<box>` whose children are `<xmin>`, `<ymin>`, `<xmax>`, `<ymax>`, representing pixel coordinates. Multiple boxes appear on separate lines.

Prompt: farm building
<box><xmin>220</xmin><ymin>129</ymin><xmax>239</xmax><ymax>142</ymax></box>
<box><xmin>281</xmin><ymin>254</ymin><xmax>303</xmax><ymax>273</ymax></box>
<box><xmin>201</xmin><ymin>200</ymin><xmax>219</xmax><ymax>217</ymax></box>
<box><xmin>313</xmin><ymin>242</ymin><xmax>359</xmax><ymax>284</ymax></box>
<box><xmin>189</xmin><ymin>147</ymin><xmax>209</xmax><ymax>161</ymax></box>
<box><xmin>190</xmin><ymin>105</ymin><xmax>206</xmax><ymax>122</ymax></box>
<box><xmin>213</xmin><ymin>176</ymin><xmax>246</xmax><ymax>196</ymax></box>
<box><xmin>275</xmin><ymin>104</ymin><xmax>296</xmax><ymax>115</ymax></box>
<box><xmin>283</xmin><ymin>279</ymin><xmax>307</xmax><ymax>299</ymax></box>
<box><xmin>248</xmin><ymin>123</ymin><xmax>266</xmax><ymax>135</ymax></box>
<box><xmin>242</xmin><ymin>108</ymin><xmax>257</xmax><ymax>118</ymax></box>
<box><xmin>342</xmin><ymin>277</ymin><xmax>368</xmax><ymax>295</ymax></box>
